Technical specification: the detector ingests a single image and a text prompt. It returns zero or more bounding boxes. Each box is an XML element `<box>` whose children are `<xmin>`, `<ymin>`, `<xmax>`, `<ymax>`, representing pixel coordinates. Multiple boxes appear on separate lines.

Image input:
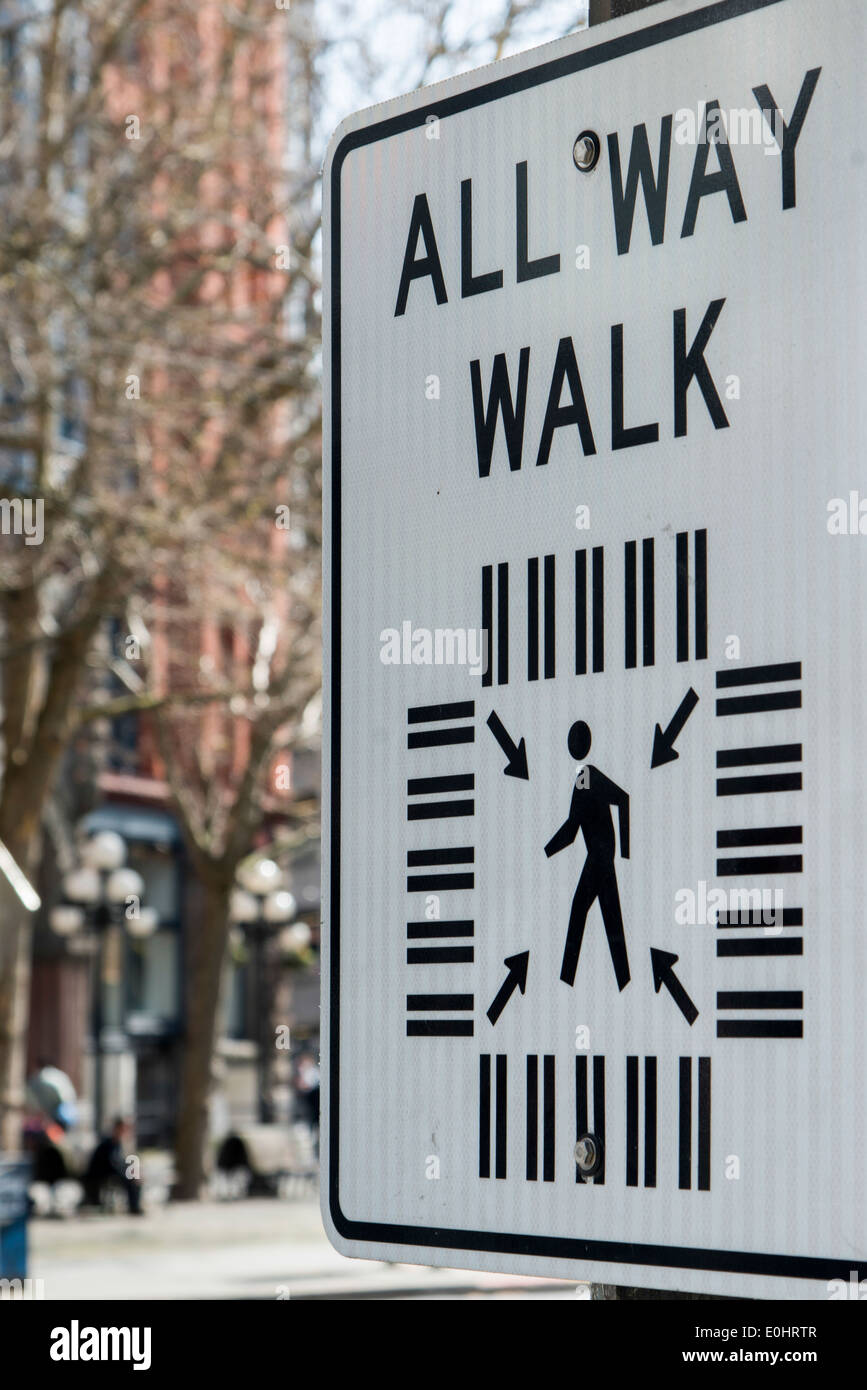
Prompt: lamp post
<box><xmin>49</xmin><ymin>829</ymin><xmax>158</xmax><ymax>1135</ymax></box>
<box><xmin>588</xmin><ymin>0</ymin><xmax>665</xmax><ymax>20</ymax></box>
<box><xmin>229</xmin><ymin>859</ymin><xmax>296</xmax><ymax>1124</ymax></box>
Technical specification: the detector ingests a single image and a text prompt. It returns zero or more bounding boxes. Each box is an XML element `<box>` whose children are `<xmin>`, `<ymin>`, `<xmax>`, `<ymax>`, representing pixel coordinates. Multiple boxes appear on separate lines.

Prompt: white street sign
<box><xmin>322</xmin><ymin>0</ymin><xmax>867</xmax><ymax>1298</ymax></box>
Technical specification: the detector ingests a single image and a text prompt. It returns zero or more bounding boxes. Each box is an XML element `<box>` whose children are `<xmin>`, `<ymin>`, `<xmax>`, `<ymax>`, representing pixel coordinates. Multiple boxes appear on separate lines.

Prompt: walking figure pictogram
<box><xmin>545</xmin><ymin>720</ymin><xmax>631</xmax><ymax>990</ymax></box>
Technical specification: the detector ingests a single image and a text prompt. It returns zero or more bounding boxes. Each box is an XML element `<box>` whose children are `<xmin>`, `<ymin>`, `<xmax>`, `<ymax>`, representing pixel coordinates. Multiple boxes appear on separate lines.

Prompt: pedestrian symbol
<box><xmin>545</xmin><ymin>721</ymin><xmax>631</xmax><ymax>991</ymax></box>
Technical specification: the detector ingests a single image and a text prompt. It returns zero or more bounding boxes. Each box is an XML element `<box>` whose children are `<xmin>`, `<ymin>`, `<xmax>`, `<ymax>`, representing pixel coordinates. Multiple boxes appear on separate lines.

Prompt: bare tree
<box><xmin>0</xmin><ymin>0</ymin><xmax>320</xmax><ymax>1150</ymax></box>
<box><xmin>149</xmin><ymin>502</ymin><xmax>320</xmax><ymax>1196</ymax></box>
<box><xmin>0</xmin><ymin>0</ymin><xmax>574</xmax><ymax>1178</ymax></box>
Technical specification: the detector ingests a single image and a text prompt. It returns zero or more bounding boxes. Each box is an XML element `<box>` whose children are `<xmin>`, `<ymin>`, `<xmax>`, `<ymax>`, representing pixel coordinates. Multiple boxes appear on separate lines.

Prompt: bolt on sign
<box><xmin>322</xmin><ymin>0</ymin><xmax>867</xmax><ymax>1297</ymax></box>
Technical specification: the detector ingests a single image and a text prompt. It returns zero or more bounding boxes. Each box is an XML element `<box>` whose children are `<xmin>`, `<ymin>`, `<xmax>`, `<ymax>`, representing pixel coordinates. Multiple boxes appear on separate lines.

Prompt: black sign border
<box><xmin>327</xmin><ymin>0</ymin><xmax>864</xmax><ymax>1285</ymax></box>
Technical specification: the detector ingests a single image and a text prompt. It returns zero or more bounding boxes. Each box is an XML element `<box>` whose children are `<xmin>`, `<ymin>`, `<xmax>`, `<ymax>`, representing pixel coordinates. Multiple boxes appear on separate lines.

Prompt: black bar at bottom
<box><xmin>698</xmin><ymin>1058</ymin><xmax>711</xmax><ymax>1192</ymax></box>
<box><xmin>645</xmin><ymin>1056</ymin><xmax>657</xmax><ymax>1189</ymax></box>
<box><xmin>526</xmin><ymin>1056</ymin><xmax>538</xmax><ymax>1182</ymax></box>
<box><xmin>479</xmin><ymin>1055</ymin><xmax>490</xmax><ymax>1178</ymax></box>
<box><xmin>408</xmin><ymin>1019</ymin><xmax>474</xmax><ymax>1037</ymax></box>
<box><xmin>678</xmin><ymin>1057</ymin><xmax>691</xmax><ymax>1190</ymax></box>
<box><xmin>717</xmin><ymin>1020</ymin><xmax>803</xmax><ymax>1039</ymax></box>
<box><xmin>495</xmin><ymin>1055</ymin><xmax>508</xmax><ymax>1180</ymax></box>
<box><xmin>543</xmin><ymin>1055</ymin><xmax>555</xmax><ymax>1183</ymax></box>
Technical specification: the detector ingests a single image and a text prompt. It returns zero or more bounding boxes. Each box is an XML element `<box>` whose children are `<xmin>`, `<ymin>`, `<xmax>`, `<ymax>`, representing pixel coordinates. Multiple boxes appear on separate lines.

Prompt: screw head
<box><xmin>574</xmin><ymin>1132</ymin><xmax>603</xmax><ymax>1176</ymax></box>
<box><xmin>572</xmin><ymin>130</ymin><xmax>601</xmax><ymax>172</ymax></box>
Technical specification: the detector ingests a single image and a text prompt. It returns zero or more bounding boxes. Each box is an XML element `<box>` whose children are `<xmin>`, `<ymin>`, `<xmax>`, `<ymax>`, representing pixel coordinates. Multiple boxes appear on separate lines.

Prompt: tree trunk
<box><xmin>0</xmin><ymin>589</ymin><xmax>106</xmax><ymax>1149</ymax></box>
<box><xmin>173</xmin><ymin>875</ymin><xmax>233</xmax><ymax>1199</ymax></box>
<box><xmin>0</xmin><ymin>901</ymin><xmax>35</xmax><ymax>1152</ymax></box>
<box><xmin>0</xmin><ymin>827</ymin><xmax>40</xmax><ymax>1152</ymax></box>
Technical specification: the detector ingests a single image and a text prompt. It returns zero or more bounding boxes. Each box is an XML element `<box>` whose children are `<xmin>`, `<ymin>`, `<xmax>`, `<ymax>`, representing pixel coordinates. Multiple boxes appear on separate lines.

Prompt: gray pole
<box><xmin>586</xmin><ymin>0</ymin><xmax>719</xmax><ymax>1305</ymax></box>
<box><xmin>589</xmin><ymin>0</ymin><xmax>666</xmax><ymax>22</ymax></box>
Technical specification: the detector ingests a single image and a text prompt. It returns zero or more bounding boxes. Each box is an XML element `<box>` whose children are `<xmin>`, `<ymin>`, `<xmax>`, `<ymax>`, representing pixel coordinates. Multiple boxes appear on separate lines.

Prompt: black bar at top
<box><xmin>592</xmin><ymin>546</ymin><xmax>604</xmax><ymax>673</ymax></box>
<box><xmin>642</xmin><ymin>537</ymin><xmax>655</xmax><ymax>667</ymax></box>
<box><xmin>716</xmin><ymin>661</ymin><xmax>801</xmax><ymax>688</ymax></box>
<box><xmin>482</xmin><ymin>565</ymin><xmax>493</xmax><ymax>688</ymax></box>
<box><xmin>497</xmin><ymin>562</ymin><xmax>509</xmax><ymax>685</ymax></box>
<box><xmin>408</xmin><ymin>701</ymin><xmax>475</xmax><ymax>723</ymax></box>
<box><xmin>544</xmin><ymin>555</ymin><xmax>556</xmax><ymax>680</ymax></box>
<box><xmin>575</xmin><ymin>550</ymin><xmax>587</xmax><ymax>676</ymax></box>
<box><xmin>676</xmin><ymin>531</ymin><xmax>688</xmax><ymax>662</ymax></box>
<box><xmin>625</xmin><ymin>541</ymin><xmax>637</xmax><ymax>670</ymax></box>
<box><xmin>528</xmin><ymin>556</ymin><xmax>539</xmax><ymax>681</ymax></box>
<box><xmin>694</xmin><ymin>529</ymin><xmax>708</xmax><ymax>661</ymax></box>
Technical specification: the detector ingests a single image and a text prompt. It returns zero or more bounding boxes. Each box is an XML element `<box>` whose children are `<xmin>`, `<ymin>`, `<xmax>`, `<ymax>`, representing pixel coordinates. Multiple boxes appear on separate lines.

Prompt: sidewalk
<box><xmin>28</xmin><ymin>1196</ymin><xmax>580</xmax><ymax>1300</ymax></box>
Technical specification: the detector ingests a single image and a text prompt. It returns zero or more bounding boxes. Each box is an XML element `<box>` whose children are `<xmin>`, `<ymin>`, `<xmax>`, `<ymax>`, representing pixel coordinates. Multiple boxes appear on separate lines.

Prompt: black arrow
<box><xmin>650</xmin><ymin>948</ymin><xmax>698</xmax><ymax>1025</ymax></box>
<box><xmin>486</xmin><ymin>951</ymin><xmax>530</xmax><ymax>1025</ymax></box>
<box><xmin>486</xmin><ymin>711</ymin><xmax>529</xmax><ymax>780</ymax></box>
<box><xmin>651</xmin><ymin>687</ymin><xmax>699</xmax><ymax>768</ymax></box>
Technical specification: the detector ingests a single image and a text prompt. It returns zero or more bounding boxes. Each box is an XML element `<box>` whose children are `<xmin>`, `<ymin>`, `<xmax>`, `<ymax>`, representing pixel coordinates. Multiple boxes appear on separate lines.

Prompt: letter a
<box><xmin>394</xmin><ymin>195</ymin><xmax>448</xmax><ymax>316</ymax></box>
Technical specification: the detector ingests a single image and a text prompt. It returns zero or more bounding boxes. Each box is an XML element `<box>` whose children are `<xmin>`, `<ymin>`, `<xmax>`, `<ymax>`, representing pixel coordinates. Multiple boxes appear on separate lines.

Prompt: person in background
<box><xmin>294</xmin><ymin>1051</ymin><xmax>320</xmax><ymax>1155</ymax></box>
<box><xmin>81</xmin><ymin>1116</ymin><xmax>143</xmax><ymax>1215</ymax></box>
<box><xmin>24</xmin><ymin>1059</ymin><xmax>80</xmax><ymax>1195</ymax></box>
<box><xmin>26</xmin><ymin>1058</ymin><xmax>79</xmax><ymax>1132</ymax></box>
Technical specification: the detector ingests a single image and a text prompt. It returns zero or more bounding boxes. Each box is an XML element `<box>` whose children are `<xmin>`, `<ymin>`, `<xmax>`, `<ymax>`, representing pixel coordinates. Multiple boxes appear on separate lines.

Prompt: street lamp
<box><xmin>230</xmin><ymin>860</ymin><xmax>295</xmax><ymax>1124</ymax></box>
<box><xmin>49</xmin><ymin>829</ymin><xmax>158</xmax><ymax>1133</ymax></box>
<box><xmin>278</xmin><ymin>920</ymin><xmax>312</xmax><ymax>955</ymax></box>
<box><xmin>81</xmin><ymin>830</ymin><xmax>126</xmax><ymax>873</ymax></box>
